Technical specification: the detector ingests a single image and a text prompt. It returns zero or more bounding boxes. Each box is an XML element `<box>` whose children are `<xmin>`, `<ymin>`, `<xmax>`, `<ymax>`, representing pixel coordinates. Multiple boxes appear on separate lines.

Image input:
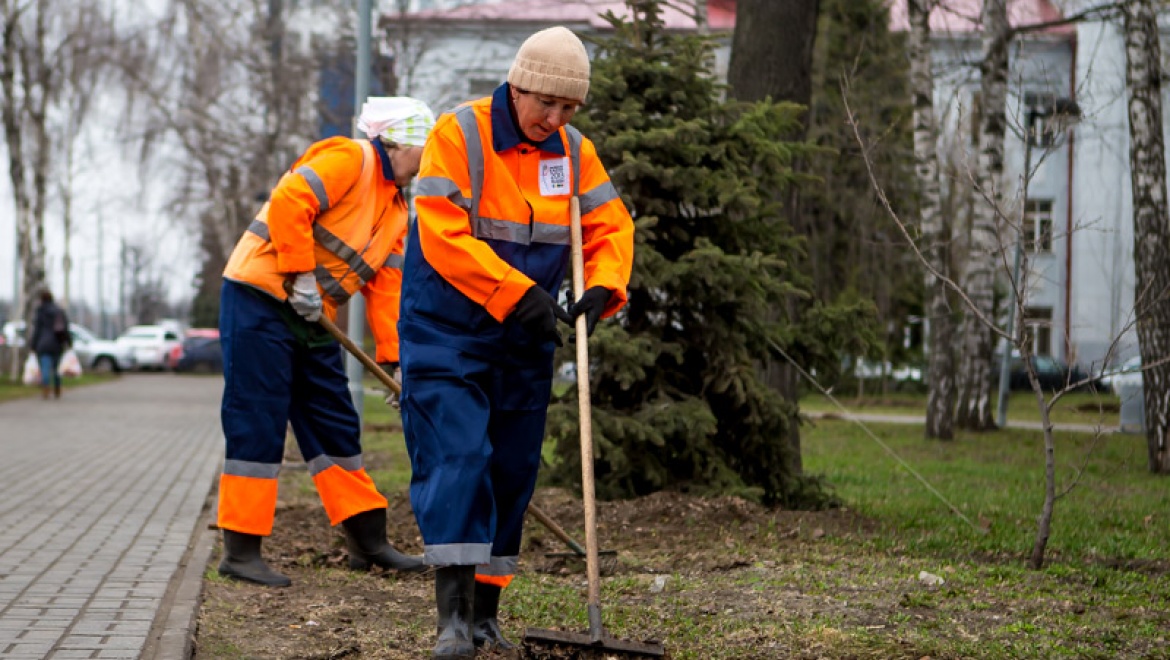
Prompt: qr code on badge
<box><xmin>540</xmin><ymin>158</ymin><xmax>570</xmax><ymax>196</ymax></box>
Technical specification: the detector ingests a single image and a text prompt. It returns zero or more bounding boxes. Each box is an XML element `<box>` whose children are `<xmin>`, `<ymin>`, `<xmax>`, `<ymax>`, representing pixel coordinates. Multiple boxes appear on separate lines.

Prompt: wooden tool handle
<box><xmin>570</xmin><ymin>197</ymin><xmax>604</xmax><ymax>641</ymax></box>
<box><xmin>527</xmin><ymin>503</ymin><xmax>587</xmax><ymax>557</ymax></box>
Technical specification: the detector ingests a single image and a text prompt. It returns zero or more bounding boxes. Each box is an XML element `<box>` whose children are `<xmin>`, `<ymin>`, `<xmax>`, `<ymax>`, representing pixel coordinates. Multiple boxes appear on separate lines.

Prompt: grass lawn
<box><xmin>800</xmin><ymin>390</ymin><xmax>1122</xmax><ymax>427</ymax></box>
<box><xmin>802</xmin><ymin>419</ymin><xmax>1167</xmax><ymax>562</ymax></box>
<box><xmin>799</xmin><ymin>419</ymin><xmax>1169</xmax><ymax>658</ymax></box>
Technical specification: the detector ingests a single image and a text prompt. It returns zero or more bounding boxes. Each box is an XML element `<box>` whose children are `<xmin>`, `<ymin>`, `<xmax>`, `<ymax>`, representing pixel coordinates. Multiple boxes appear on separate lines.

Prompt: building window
<box><xmin>1024</xmin><ymin>199</ymin><xmax>1053</xmax><ymax>253</ymax></box>
<box><xmin>1024</xmin><ymin>92</ymin><xmax>1058</xmax><ymax>147</ymax></box>
<box><xmin>1030</xmin><ymin>113</ymin><xmax>1057</xmax><ymax>147</ymax></box>
<box><xmin>468</xmin><ymin>77</ymin><xmax>498</xmax><ymax>98</ymax></box>
<box><xmin>1024</xmin><ymin>306</ymin><xmax>1053</xmax><ymax>356</ymax></box>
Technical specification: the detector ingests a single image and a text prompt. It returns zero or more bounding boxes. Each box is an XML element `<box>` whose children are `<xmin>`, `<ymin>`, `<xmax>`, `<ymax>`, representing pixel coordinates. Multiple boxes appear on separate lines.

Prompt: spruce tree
<box><xmin>545</xmin><ymin>0</ymin><xmax>860</xmax><ymax>506</ymax></box>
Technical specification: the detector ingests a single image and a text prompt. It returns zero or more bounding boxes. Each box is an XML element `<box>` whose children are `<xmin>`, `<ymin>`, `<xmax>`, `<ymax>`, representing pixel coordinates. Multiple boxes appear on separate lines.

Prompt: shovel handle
<box><xmin>281</xmin><ymin>278</ymin><xmax>401</xmax><ymax>395</ymax></box>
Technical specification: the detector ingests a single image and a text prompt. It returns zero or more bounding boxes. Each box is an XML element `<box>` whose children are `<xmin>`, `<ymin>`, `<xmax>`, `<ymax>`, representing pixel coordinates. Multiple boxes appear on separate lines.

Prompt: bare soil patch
<box><xmin>195</xmin><ymin>487</ymin><xmax>867</xmax><ymax>659</ymax></box>
<box><xmin>194</xmin><ymin>486</ymin><xmax>1167</xmax><ymax>659</ymax></box>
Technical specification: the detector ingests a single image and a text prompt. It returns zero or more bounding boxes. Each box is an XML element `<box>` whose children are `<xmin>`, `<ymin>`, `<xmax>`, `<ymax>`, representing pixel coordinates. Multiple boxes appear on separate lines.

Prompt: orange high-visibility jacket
<box><xmin>223</xmin><ymin>137</ymin><xmax>407</xmax><ymax>362</ymax></box>
<box><xmin>403</xmin><ymin>90</ymin><xmax>633</xmax><ymax>354</ymax></box>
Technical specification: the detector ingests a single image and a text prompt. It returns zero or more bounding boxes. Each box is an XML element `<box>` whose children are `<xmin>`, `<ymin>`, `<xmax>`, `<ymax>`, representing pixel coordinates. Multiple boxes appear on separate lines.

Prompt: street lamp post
<box><xmin>995</xmin><ymin>95</ymin><xmax>1081</xmax><ymax>427</ymax></box>
<box><xmin>345</xmin><ymin>0</ymin><xmax>373</xmax><ymax>417</ymax></box>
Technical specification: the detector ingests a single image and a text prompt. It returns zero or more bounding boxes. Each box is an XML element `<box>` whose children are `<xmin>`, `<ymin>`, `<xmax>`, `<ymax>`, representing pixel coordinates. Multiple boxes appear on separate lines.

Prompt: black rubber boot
<box><xmin>433</xmin><ymin>565</ymin><xmax>476</xmax><ymax>659</ymax></box>
<box><xmin>472</xmin><ymin>581</ymin><xmax>516</xmax><ymax>650</ymax></box>
<box><xmin>340</xmin><ymin>508</ymin><xmax>426</xmax><ymax>572</ymax></box>
<box><xmin>217</xmin><ymin>530</ymin><xmax>291</xmax><ymax>587</ymax></box>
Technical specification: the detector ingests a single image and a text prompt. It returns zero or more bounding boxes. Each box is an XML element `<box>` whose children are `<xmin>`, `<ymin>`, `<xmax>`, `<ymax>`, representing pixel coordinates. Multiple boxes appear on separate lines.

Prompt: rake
<box><xmin>521</xmin><ymin>196</ymin><xmax>666</xmax><ymax>658</ymax></box>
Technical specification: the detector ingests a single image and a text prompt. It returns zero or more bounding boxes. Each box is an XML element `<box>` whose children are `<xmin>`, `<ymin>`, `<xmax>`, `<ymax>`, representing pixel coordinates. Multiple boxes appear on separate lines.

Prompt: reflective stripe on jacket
<box><xmin>223</xmin><ymin>137</ymin><xmax>408</xmax><ymax>362</ymax></box>
<box><xmin>401</xmin><ymin>83</ymin><xmax>633</xmax><ymax>357</ymax></box>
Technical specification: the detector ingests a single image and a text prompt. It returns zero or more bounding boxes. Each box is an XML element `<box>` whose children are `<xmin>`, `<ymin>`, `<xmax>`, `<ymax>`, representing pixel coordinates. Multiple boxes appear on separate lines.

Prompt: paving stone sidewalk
<box><xmin>0</xmin><ymin>375</ymin><xmax>223</xmax><ymax>659</ymax></box>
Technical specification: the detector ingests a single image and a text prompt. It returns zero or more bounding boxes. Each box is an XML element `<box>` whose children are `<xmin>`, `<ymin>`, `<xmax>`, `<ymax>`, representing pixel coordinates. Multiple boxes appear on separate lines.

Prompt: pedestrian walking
<box><xmin>29</xmin><ymin>288</ymin><xmax>71</xmax><ymax>400</ymax></box>
<box><xmin>399</xmin><ymin>26</ymin><xmax>635</xmax><ymax>658</ymax></box>
<box><xmin>216</xmin><ymin>96</ymin><xmax>436</xmax><ymax>587</ymax></box>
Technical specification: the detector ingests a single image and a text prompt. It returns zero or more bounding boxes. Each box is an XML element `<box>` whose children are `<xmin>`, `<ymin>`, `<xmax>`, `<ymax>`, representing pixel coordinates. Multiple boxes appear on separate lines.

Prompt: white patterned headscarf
<box><xmin>357</xmin><ymin>96</ymin><xmax>436</xmax><ymax>147</ymax></box>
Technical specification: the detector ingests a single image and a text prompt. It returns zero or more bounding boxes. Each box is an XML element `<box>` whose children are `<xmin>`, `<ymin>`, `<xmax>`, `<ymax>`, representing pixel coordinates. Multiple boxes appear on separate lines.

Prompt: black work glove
<box><xmin>512</xmin><ymin>285</ymin><xmax>572</xmax><ymax>346</ymax></box>
<box><xmin>566</xmin><ymin>286</ymin><xmax>612</xmax><ymax>338</ymax></box>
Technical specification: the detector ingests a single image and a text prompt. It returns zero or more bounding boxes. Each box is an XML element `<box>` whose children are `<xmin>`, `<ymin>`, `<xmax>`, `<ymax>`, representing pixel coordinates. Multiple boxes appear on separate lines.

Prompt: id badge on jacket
<box><xmin>538</xmin><ymin>157</ymin><xmax>570</xmax><ymax>196</ymax></box>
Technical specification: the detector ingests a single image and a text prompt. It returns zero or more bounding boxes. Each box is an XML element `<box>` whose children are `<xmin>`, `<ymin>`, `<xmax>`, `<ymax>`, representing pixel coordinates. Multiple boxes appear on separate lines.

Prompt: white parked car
<box><xmin>70</xmin><ymin>324</ymin><xmax>137</xmax><ymax>373</ymax></box>
<box><xmin>117</xmin><ymin>324</ymin><xmax>183</xmax><ymax>371</ymax></box>
<box><xmin>1101</xmin><ymin>355</ymin><xmax>1142</xmax><ymax>395</ymax></box>
<box><xmin>1</xmin><ymin>320</ymin><xmax>136</xmax><ymax>372</ymax></box>
<box><xmin>850</xmin><ymin>358</ymin><xmax>923</xmax><ymax>384</ymax></box>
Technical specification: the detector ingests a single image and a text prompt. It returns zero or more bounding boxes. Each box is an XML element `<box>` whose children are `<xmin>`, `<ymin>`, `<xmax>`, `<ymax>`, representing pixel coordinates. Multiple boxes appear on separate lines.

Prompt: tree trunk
<box><xmin>1027</xmin><ymin>384</ymin><xmax>1056</xmax><ymax>569</ymax></box>
<box><xmin>2</xmin><ymin>0</ymin><xmax>110</xmax><ymax>358</ymax></box>
<box><xmin>61</xmin><ymin>143</ymin><xmax>74</xmax><ymax>310</ymax></box>
<box><xmin>955</xmin><ymin>0</ymin><xmax>1008</xmax><ymax>432</ymax></box>
<box><xmin>1</xmin><ymin>0</ymin><xmax>51</xmax><ymax>350</ymax></box>
<box><xmin>1123</xmin><ymin>0</ymin><xmax>1170</xmax><ymax>474</ymax></box>
<box><xmin>728</xmin><ymin>0</ymin><xmax>820</xmax><ymax>475</ymax></box>
<box><xmin>1</xmin><ymin>2</ymin><xmax>28</xmax><ymax>381</ymax></box>
<box><xmin>908</xmin><ymin>0</ymin><xmax>955</xmax><ymax>440</ymax></box>
<box><xmin>728</xmin><ymin>0</ymin><xmax>819</xmax><ymax>105</ymax></box>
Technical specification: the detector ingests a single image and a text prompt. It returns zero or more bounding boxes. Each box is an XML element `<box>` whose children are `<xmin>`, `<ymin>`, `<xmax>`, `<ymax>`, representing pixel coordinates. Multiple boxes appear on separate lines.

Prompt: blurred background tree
<box><xmin>802</xmin><ymin>0</ymin><xmax>919</xmax><ymax>388</ymax></box>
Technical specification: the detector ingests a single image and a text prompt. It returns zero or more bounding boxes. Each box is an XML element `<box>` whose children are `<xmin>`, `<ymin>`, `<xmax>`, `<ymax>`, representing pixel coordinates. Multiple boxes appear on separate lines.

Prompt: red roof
<box><xmin>887</xmin><ymin>0</ymin><xmax>1075</xmax><ymax>36</ymax></box>
<box><xmin>406</xmin><ymin>0</ymin><xmax>736</xmax><ymax>31</ymax></box>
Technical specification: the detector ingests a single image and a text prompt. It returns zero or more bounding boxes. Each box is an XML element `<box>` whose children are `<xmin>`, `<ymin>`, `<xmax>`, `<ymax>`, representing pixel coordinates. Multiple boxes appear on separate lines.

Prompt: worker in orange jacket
<box><xmin>217</xmin><ymin>97</ymin><xmax>436</xmax><ymax>587</ymax></box>
<box><xmin>399</xmin><ymin>27</ymin><xmax>634</xmax><ymax>657</ymax></box>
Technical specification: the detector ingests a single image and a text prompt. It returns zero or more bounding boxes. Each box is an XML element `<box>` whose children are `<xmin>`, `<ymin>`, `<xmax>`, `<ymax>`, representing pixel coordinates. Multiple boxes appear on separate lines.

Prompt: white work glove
<box><xmin>288</xmin><ymin>272</ymin><xmax>322</xmax><ymax>322</ymax></box>
<box><xmin>378</xmin><ymin>362</ymin><xmax>401</xmax><ymax>409</ymax></box>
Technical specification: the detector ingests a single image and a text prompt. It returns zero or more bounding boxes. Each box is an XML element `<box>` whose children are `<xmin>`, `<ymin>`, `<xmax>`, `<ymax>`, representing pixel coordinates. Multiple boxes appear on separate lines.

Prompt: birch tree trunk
<box><xmin>908</xmin><ymin>0</ymin><xmax>955</xmax><ymax>440</ymax></box>
<box><xmin>955</xmin><ymin>0</ymin><xmax>1009</xmax><ymax>431</ymax></box>
<box><xmin>56</xmin><ymin>3</ymin><xmax>105</xmax><ymax>313</ymax></box>
<box><xmin>1</xmin><ymin>0</ymin><xmax>112</xmax><ymax>370</ymax></box>
<box><xmin>1123</xmin><ymin>0</ymin><xmax>1170</xmax><ymax>474</ymax></box>
<box><xmin>1</xmin><ymin>0</ymin><xmax>53</xmax><ymax>341</ymax></box>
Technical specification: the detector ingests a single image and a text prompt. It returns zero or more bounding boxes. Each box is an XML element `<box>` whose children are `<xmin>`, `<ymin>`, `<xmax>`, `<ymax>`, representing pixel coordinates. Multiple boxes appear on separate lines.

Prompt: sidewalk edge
<box><xmin>144</xmin><ymin>492</ymin><xmax>218</xmax><ymax>660</ymax></box>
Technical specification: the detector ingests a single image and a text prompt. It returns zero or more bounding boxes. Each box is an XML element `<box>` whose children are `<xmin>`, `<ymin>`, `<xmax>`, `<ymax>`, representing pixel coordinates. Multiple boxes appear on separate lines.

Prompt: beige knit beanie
<box><xmin>507</xmin><ymin>26</ymin><xmax>591</xmax><ymax>103</ymax></box>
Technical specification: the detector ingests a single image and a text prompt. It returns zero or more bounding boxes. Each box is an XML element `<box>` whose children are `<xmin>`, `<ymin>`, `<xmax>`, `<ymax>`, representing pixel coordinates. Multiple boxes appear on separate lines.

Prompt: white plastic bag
<box><xmin>22</xmin><ymin>354</ymin><xmax>40</xmax><ymax>386</ymax></box>
<box><xmin>58</xmin><ymin>349</ymin><xmax>82</xmax><ymax>378</ymax></box>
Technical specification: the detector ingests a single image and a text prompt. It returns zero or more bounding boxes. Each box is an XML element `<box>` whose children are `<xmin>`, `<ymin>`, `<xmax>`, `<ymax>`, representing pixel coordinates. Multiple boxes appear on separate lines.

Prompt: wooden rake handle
<box><xmin>569</xmin><ymin>196</ymin><xmax>605</xmax><ymax>642</ymax></box>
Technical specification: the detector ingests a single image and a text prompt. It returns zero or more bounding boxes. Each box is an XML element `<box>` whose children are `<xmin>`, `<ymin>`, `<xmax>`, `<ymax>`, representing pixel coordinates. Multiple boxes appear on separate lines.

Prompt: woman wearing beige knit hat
<box><xmin>399</xmin><ymin>25</ymin><xmax>635</xmax><ymax>660</ymax></box>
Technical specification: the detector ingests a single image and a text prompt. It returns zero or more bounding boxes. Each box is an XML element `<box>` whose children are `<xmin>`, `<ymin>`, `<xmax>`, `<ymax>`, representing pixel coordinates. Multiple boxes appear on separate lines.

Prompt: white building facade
<box><xmin>875</xmin><ymin>0</ymin><xmax>1168</xmax><ymax>372</ymax></box>
<box><xmin>380</xmin><ymin>0</ymin><xmax>734</xmax><ymax>115</ymax></box>
<box><xmin>1065</xmin><ymin>2</ymin><xmax>1152</xmax><ymax>370</ymax></box>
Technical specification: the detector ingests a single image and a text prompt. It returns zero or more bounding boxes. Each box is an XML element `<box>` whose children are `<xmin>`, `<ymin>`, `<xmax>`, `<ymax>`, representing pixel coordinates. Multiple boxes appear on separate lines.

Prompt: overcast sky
<box><xmin>0</xmin><ymin>96</ymin><xmax>200</xmax><ymax>321</ymax></box>
<box><xmin>0</xmin><ymin>0</ymin><xmax>203</xmax><ymax>325</ymax></box>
